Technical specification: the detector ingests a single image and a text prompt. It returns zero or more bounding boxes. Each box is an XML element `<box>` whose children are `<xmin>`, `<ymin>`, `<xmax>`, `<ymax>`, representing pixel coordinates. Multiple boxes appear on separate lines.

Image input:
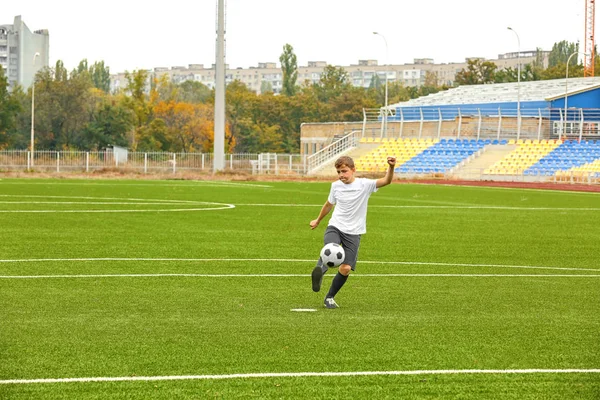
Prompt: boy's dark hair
<box><xmin>335</xmin><ymin>156</ymin><xmax>355</xmax><ymax>169</ymax></box>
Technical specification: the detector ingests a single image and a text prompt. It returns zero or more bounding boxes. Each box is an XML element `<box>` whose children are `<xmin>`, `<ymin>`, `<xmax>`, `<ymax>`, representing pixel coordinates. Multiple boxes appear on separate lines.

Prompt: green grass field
<box><xmin>0</xmin><ymin>177</ymin><xmax>599</xmax><ymax>399</ymax></box>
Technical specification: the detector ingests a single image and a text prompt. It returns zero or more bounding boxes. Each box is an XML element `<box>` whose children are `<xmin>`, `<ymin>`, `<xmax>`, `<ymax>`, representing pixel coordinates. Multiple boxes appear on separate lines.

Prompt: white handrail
<box><xmin>307</xmin><ymin>130</ymin><xmax>361</xmax><ymax>173</ymax></box>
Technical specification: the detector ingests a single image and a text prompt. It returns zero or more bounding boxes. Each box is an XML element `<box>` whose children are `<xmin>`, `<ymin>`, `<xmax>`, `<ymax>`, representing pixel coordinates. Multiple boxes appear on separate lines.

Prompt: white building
<box><xmin>0</xmin><ymin>15</ymin><xmax>49</xmax><ymax>89</ymax></box>
<box><xmin>110</xmin><ymin>51</ymin><xmax>548</xmax><ymax>95</ymax></box>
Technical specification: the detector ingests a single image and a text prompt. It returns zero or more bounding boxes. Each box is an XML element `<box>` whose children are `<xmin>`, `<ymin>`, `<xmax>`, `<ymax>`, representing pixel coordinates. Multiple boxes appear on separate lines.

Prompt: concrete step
<box><xmin>452</xmin><ymin>144</ymin><xmax>517</xmax><ymax>179</ymax></box>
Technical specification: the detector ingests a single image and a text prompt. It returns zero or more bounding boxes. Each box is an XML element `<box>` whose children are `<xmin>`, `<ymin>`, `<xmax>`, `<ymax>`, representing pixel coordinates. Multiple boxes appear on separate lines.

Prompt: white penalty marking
<box><xmin>290</xmin><ymin>308</ymin><xmax>317</xmax><ymax>312</ymax></box>
<box><xmin>0</xmin><ymin>257</ymin><xmax>597</xmax><ymax>273</ymax></box>
<box><xmin>2</xmin><ymin>369</ymin><xmax>599</xmax><ymax>385</ymax></box>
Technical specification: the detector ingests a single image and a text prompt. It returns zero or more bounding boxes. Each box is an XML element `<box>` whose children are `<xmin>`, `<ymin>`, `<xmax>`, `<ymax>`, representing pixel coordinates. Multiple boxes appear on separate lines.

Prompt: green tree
<box><xmin>177</xmin><ymin>80</ymin><xmax>212</xmax><ymax>104</ymax></box>
<box><xmin>454</xmin><ymin>58</ymin><xmax>497</xmax><ymax>85</ymax></box>
<box><xmin>226</xmin><ymin>80</ymin><xmax>258</xmax><ymax>152</ymax></box>
<box><xmin>0</xmin><ymin>66</ymin><xmax>23</xmax><ymax>149</ymax></box>
<box><xmin>280</xmin><ymin>43</ymin><xmax>298</xmax><ymax>96</ymax></box>
<box><xmin>121</xmin><ymin>69</ymin><xmax>151</xmax><ymax>149</ymax></box>
<box><xmin>78</xmin><ymin>100</ymin><xmax>133</xmax><ymax>150</ymax></box>
<box><xmin>33</xmin><ymin>64</ymin><xmax>94</xmax><ymax>149</ymax></box>
<box><xmin>260</xmin><ymin>80</ymin><xmax>273</xmax><ymax>94</ymax></box>
<box><xmin>314</xmin><ymin>65</ymin><xmax>351</xmax><ymax>102</ymax></box>
<box><xmin>548</xmin><ymin>41</ymin><xmax>579</xmax><ymax>68</ymax></box>
<box><xmin>89</xmin><ymin>61</ymin><xmax>111</xmax><ymax>93</ymax></box>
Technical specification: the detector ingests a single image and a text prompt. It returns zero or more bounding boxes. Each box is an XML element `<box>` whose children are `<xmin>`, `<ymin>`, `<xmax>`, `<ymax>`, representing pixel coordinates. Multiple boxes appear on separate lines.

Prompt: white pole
<box><xmin>31</xmin><ymin>52</ymin><xmax>40</xmax><ymax>167</ymax></box>
<box><xmin>144</xmin><ymin>153</ymin><xmax>148</xmax><ymax>174</ymax></box>
<box><xmin>86</xmin><ymin>152</ymin><xmax>89</xmax><ymax>172</ymax></box>
<box><xmin>507</xmin><ymin>28</ymin><xmax>520</xmax><ymax>140</ymax></box>
<box><xmin>437</xmin><ymin>108</ymin><xmax>442</xmax><ymax>140</ymax></box>
<box><xmin>497</xmin><ymin>108</ymin><xmax>502</xmax><ymax>140</ymax></box>
<box><xmin>564</xmin><ymin>52</ymin><xmax>587</xmax><ymax>141</ymax></box>
<box><xmin>477</xmin><ymin>108</ymin><xmax>482</xmax><ymax>140</ymax></box>
<box><xmin>173</xmin><ymin>153</ymin><xmax>176</xmax><ymax>174</ymax></box>
<box><xmin>373</xmin><ymin>32</ymin><xmax>388</xmax><ymax>139</ymax></box>
<box><xmin>537</xmin><ymin>109</ymin><xmax>542</xmax><ymax>140</ymax></box>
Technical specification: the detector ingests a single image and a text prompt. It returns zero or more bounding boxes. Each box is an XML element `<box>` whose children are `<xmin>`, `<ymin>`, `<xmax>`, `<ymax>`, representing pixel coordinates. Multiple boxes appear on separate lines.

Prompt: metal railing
<box><xmin>306</xmin><ymin>130</ymin><xmax>361</xmax><ymax>174</ymax></box>
<box><xmin>364</xmin><ymin>107</ymin><xmax>600</xmax><ymax>142</ymax></box>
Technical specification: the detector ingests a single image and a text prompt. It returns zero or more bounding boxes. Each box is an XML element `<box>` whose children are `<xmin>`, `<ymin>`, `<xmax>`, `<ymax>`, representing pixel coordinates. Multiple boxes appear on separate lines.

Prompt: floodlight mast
<box><xmin>213</xmin><ymin>0</ymin><xmax>226</xmax><ymax>172</ymax></box>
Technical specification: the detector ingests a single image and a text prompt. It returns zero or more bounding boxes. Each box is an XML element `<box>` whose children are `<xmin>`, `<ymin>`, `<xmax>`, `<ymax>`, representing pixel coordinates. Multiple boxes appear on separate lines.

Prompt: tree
<box><xmin>177</xmin><ymin>80</ymin><xmax>212</xmax><ymax>104</ymax></box>
<box><xmin>548</xmin><ymin>41</ymin><xmax>579</xmax><ymax>68</ymax></box>
<box><xmin>32</xmin><ymin>64</ymin><xmax>94</xmax><ymax>150</ymax></box>
<box><xmin>314</xmin><ymin>65</ymin><xmax>351</xmax><ymax>102</ymax></box>
<box><xmin>79</xmin><ymin>99</ymin><xmax>133</xmax><ymax>150</ymax></box>
<box><xmin>0</xmin><ymin>66</ymin><xmax>23</xmax><ymax>149</ymax></box>
<box><xmin>121</xmin><ymin>69</ymin><xmax>151</xmax><ymax>149</ymax></box>
<box><xmin>280</xmin><ymin>43</ymin><xmax>298</xmax><ymax>96</ymax></box>
<box><xmin>89</xmin><ymin>61</ymin><xmax>111</xmax><ymax>93</ymax></box>
<box><xmin>454</xmin><ymin>58</ymin><xmax>497</xmax><ymax>85</ymax></box>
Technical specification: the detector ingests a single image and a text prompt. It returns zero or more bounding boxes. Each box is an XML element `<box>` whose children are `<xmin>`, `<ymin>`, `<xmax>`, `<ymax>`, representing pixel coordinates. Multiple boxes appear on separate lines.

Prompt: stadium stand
<box><xmin>355</xmin><ymin>138</ymin><xmax>434</xmax><ymax>172</ymax></box>
<box><xmin>484</xmin><ymin>140</ymin><xmax>561</xmax><ymax>175</ymax></box>
<box><xmin>526</xmin><ymin>140</ymin><xmax>600</xmax><ymax>176</ymax></box>
<box><xmin>396</xmin><ymin>139</ymin><xmax>488</xmax><ymax>174</ymax></box>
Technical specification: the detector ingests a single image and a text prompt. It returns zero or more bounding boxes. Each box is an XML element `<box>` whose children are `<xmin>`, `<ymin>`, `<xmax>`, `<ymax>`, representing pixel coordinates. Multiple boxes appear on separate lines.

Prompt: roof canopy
<box><xmin>392</xmin><ymin>77</ymin><xmax>600</xmax><ymax>108</ymax></box>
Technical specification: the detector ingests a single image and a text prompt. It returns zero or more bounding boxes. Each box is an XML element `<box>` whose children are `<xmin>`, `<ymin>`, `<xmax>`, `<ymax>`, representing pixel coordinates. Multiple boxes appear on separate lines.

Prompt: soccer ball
<box><xmin>320</xmin><ymin>243</ymin><xmax>345</xmax><ymax>267</ymax></box>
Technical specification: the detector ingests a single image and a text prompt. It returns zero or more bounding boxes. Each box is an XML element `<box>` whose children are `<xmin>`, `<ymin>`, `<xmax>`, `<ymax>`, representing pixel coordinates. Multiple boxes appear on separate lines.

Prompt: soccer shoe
<box><xmin>324</xmin><ymin>297</ymin><xmax>339</xmax><ymax>309</ymax></box>
<box><xmin>311</xmin><ymin>266</ymin><xmax>323</xmax><ymax>292</ymax></box>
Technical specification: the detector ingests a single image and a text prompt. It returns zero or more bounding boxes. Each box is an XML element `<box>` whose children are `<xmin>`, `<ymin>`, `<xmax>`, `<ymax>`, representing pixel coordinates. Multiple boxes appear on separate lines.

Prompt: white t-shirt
<box><xmin>327</xmin><ymin>178</ymin><xmax>378</xmax><ymax>235</ymax></box>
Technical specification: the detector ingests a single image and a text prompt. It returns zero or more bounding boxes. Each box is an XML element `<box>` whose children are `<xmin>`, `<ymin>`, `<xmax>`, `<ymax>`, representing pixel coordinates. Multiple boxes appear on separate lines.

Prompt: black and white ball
<box><xmin>320</xmin><ymin>243</ymin><xmax>345</xmax><ymax>267</ymax></box>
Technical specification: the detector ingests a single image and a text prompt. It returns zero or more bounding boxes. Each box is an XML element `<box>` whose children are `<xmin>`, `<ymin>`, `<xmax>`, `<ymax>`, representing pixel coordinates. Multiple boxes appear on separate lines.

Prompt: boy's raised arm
<box><xmin>376</xmin><ymin>156</ymin><xmax>397</xmax><ymax>188</ymax></box>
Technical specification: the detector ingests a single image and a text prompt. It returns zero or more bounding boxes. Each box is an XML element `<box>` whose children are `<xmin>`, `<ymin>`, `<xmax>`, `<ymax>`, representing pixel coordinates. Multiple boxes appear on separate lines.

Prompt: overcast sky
<box><xmin>2</xmin><ymin>0</ymin><xmax>589</xmax><ymax>74</ymax></box>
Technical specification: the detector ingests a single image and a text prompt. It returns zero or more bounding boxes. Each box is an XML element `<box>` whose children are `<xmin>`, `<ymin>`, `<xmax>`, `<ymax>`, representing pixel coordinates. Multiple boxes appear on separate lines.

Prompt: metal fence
<box><xmin>363</xmin><ymin>107</ymin><xmax>600</xmax><ymax>142</ymax></box>
<box><xmin>0</xmin><ymin>151</ymin><xmax>308</xmax><ymax>175</ymax></box>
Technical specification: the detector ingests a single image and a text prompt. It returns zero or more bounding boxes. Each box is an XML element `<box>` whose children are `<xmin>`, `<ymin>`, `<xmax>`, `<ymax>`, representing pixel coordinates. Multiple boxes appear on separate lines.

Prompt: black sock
<box><xmin>326</xmin><ymin>272</ymin><xmax>348</xmax><ymax>299</ymax></box>
<box><xmin>316</xmin><ymin>258</ymin><xmax>329</xmax><ymax>274</ymax></box>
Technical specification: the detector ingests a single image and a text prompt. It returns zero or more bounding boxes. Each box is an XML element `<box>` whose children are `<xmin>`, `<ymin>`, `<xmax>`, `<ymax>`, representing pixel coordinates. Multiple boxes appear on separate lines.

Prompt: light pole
<box><xmin>507</xmin><ymin>27</ymin><xmax>521</xmax><ymax>140</ymax></box>
<box><xmin>563</xmin><ymin>51</ymin><xmax>587</xmax><ymax>140</ymax></box>
<box><xmin>373</xmin><ymin>32</ymin><xmax>388</xmax><ymax>138</ymax></box>
<box><xmin>31</xmin><ymin>52</ymin><xmax>40</xmax><ymax>167</ymax></box>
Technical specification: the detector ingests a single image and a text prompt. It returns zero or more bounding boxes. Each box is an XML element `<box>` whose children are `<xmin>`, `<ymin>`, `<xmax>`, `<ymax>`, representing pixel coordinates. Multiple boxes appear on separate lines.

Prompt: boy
<box><xmin>309</xmin><ymin>155</ymin><xmax>396</xmax><ymax>309</ymax></box>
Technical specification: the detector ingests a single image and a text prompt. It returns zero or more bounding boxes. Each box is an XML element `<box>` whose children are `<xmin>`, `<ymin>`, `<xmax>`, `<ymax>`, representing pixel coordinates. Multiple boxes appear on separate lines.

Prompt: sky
<box><xmin>2</xmin><ymin>0</ymin><xmax>590</xmax><ymax>74</ymax></box>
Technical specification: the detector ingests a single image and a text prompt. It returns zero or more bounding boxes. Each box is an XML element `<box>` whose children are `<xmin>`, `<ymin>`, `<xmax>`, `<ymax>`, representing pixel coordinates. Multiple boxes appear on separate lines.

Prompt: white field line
<box><xmin>2</xmin><ymin>273</ymin><xmax>599</xmax><ymax>279</ymax></box>
<box><xmin>0</xmin><ymin>258</ymin><xmax>597</xmax><ymax>273</ymax></box>
<box><xmin>2</xmin><ymin>195</ymin><xmax>600</xmax><ymax>212</ymax></box>
<box><xmin>2</xmin><ymin>369</ymin><xmax>599</xmax><ymax>385</ymax></box>
<box><xmin>235</xmin><ymin>203</ymin><xmax>600</xmax><ymax>211</ymax></box>
<box><xmin>0</xmin><ymin>207</ymin><xmax>235</xmax><ymax>213</ymax></box>
<box><xmin>0</xmin><ymin>181</ymin><xmax>273</xmax><ymax>188</ymax></box>
<box><xmin>0</xmin><ymin>195</ymin><xmax>235</xmax><ymax>212</ymax></box>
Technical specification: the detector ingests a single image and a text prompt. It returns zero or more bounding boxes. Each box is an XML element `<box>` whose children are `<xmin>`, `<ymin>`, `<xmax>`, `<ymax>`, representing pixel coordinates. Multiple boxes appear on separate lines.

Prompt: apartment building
<box><xmin>0</xmin><ymin>16</ymin><xmax>49</xmax><ymax>89</ymax></box>
<box><xmin>110</xmin><ymin>51</ymin><xmax>549</xmax><ymax>95</ymax></box>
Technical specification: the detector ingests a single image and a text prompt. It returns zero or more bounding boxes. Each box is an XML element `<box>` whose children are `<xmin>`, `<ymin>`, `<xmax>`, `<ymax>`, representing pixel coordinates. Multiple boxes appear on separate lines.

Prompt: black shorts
<box><xmin>323</xmin><ymin>225</ymin><xmax>361</xmax><ymax>270</ymax></box>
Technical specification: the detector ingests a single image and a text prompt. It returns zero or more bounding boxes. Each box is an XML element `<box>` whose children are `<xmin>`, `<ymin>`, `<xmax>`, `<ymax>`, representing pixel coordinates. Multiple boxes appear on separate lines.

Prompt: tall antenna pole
<box><xmin>584</xmin><ymin>0</ymin><xmax>595</xmax><ymax>77</ymax></box>
<box><xmin>213</xmin><ymin>0</ymin><xmax>226</xmax><ymax>172</ymax></box>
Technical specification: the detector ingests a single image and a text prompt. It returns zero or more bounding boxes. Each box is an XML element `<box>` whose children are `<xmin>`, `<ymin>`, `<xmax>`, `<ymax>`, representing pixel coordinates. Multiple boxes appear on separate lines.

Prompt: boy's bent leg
<box><xmin>313</xmin><ymin>227</ymin><xmax>341</xmax><ymax>292</ymax></box>
<box><xmin>325</xmin><ymin>264</ymin><xmax>351</xmax><ymax>303</ymax></box>
<box><xmin>311</xmin><ymin>258</ymin><xmax>325</xmax><ymax>292</ymax></box>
